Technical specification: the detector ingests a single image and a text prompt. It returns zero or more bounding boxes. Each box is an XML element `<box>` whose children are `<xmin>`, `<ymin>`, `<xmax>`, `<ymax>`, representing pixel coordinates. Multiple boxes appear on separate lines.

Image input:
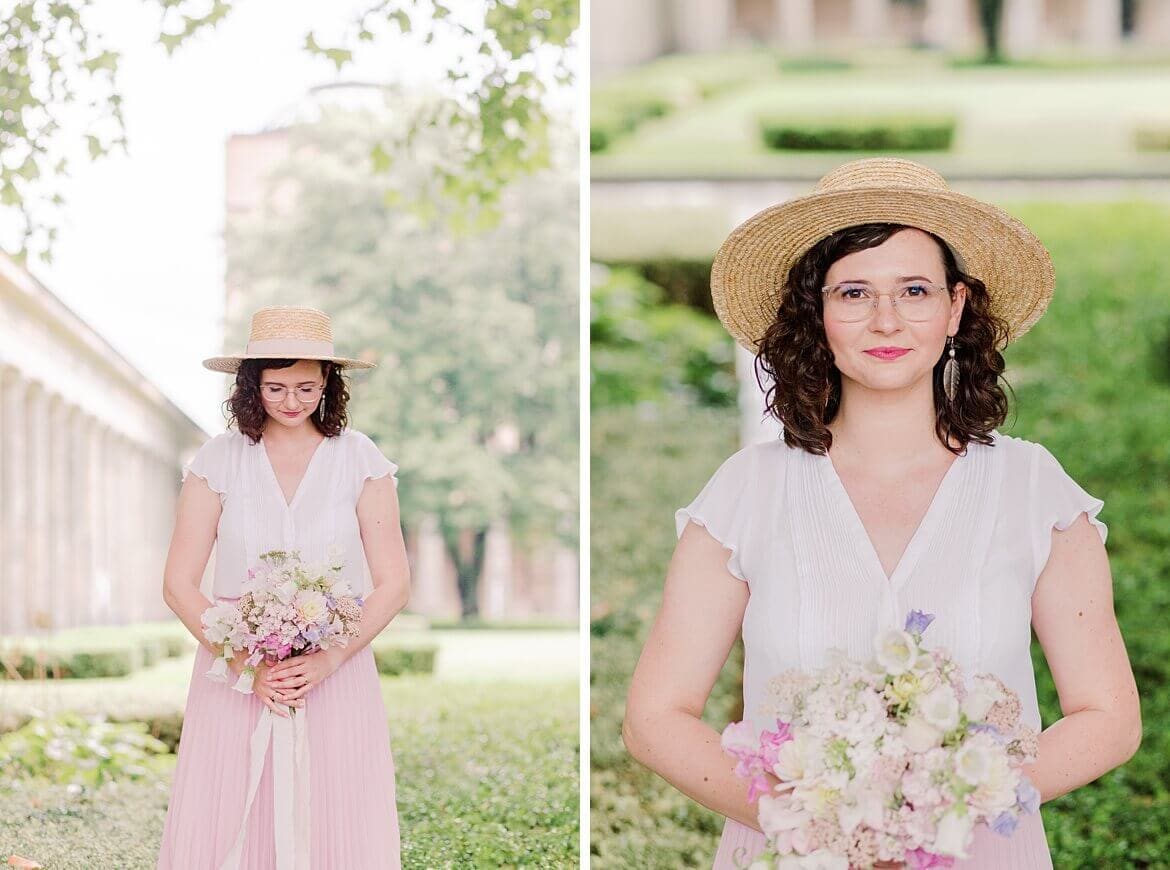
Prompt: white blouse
<box><xmin>182</xmin><ymin>427</ymin><xmax>399</xmax><ymax>599</ymax></box>
<box><xmin>676</xmin><ymin>430</ymin><xmax>1106</xmax><ymax>736</ymax></box>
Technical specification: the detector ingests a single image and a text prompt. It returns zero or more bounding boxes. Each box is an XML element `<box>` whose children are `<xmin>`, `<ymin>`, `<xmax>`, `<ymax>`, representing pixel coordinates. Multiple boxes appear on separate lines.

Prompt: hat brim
<box><xmin>202</xmin><ymin>354</ymin><xmax>376</xmax><ymax>374</ymax></box>
<box><xmin>710</xmin><ymin>186</ymin><xmax>1055</xmax><ymax>352</ymax></box>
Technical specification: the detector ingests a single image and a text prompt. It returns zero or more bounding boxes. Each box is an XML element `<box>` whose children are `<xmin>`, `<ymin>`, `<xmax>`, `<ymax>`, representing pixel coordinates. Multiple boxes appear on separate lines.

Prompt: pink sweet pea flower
<box><xmin>905</xmin><ymin>848</ymin><xmax>955</xmax><ymax>869</ymax></box>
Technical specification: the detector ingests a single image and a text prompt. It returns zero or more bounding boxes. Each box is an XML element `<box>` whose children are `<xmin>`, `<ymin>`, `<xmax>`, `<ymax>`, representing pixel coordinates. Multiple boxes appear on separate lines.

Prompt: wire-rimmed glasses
<box><xmin>821</xmin><ymin>281</ymin><xmax>951</xmax><ymax>323</ymax></box>
<box><xmin>260</xmin><ymin>383</ymin><xmax>325</xmax><ymax>404</ymax></box>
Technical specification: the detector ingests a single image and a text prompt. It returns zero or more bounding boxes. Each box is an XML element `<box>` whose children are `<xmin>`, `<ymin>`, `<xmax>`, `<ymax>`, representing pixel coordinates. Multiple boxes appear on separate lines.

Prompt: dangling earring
<box><xmin>943</xmin><ymin>335</ymin><xmax>959</xmax><ymax>403</ymax></box>
<box><xmin>318</xmin><ymin>392</ymin><xmax>327</xmax><ymax>420</ymax></box>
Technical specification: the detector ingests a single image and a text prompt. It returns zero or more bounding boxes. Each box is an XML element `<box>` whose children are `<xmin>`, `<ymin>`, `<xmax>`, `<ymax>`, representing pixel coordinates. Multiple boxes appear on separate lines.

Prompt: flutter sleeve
<box><xmin>1030</xmin><ymin>442</ymin><xmax>1108</xmax><ymax>578</ymax></box>
<box><xmin>674</xmin><ymin>446</ymin><xmax>759</xmax><ymax>583</ymax></box>
<box><xmin>351</xmin><ymin>430</ymin><xmax>399</xmax><ymax>496</ymax></box>
<box><xmin>181</xmin><ymin>433</ymin><xmax>230</xmax><ymax>500</ymax></box>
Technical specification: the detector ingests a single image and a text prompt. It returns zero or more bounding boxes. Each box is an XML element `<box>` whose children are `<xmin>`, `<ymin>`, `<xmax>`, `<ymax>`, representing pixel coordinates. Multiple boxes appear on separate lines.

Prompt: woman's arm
<box><xmin>163</xmin><ymin>473</ymin><xmax>294</xmax><ymax>715</ymax></box>
<box><xmin>622</xmin><ymin>520</ymin><xmax>769</xmax><ymax>830</ymax></box>
<box><xmin>1027</xmin><ymin>512</ymin><xmax>1142</xmax><ymax>802</ymax></box>
<box><xmin>326</xmin><ymin>474</ymin><xmax>412</xmax><ymax>667</ymax></box>
<box><xmin>161</xmin><ymin>473</ymin><xmax>223</xmax><ymax>658</ymax></box>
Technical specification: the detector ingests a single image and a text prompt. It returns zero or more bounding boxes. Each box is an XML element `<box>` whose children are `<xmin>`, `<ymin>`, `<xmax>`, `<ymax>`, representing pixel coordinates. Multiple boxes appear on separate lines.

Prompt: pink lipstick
<box><xmin>864</xmin><ymin>347</ymin><xmax>910</xmax><ymax>360</ymax></box>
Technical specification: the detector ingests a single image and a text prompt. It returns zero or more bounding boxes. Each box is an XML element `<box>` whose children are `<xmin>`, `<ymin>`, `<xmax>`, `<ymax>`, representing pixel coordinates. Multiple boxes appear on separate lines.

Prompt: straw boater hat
<box><xmin>710</xmin><ymin>157</ymin><xmax>1055</xmax><ymax>352</ymax></box>
<box><xmin>202</xmin><ymin>305</ymin><xmax>376</xmax><ymax>373</ymax></box>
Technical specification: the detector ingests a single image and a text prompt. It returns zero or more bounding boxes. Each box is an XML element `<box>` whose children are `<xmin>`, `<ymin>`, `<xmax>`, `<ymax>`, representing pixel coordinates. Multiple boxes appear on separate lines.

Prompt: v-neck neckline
<box><xmin>259</xmin><ymin>432</ymin><xmax>329</xmax><ymax>510</ymax></box>
<box><xmin>816</xmin><ymin>444</ymin><xmax>968</xmax><ymax>588</ymax></box>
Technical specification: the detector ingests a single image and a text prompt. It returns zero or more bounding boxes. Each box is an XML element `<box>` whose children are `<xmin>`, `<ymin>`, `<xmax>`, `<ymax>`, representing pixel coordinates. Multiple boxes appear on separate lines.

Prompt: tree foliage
<box><xmin>225</xmin><ymin>101</ymin><xmax>578</xmax><ymax>616</ymax></box>
<box><xmin>0</xmin><ymin>0</ymin><xmax>578</xmax><ymax>263</ymax></box>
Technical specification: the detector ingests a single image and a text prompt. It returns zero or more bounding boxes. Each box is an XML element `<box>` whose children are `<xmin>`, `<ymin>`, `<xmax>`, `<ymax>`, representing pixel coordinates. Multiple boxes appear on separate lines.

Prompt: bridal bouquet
<box><xmin>721</xmin><ymin>611</ymin><xmax>1041</xmax><ymax>870</ymax></box>
<box><xmin>200</xmin><ymin>547</ymin><xmax>364</xmax><ymax>699</ymax></box>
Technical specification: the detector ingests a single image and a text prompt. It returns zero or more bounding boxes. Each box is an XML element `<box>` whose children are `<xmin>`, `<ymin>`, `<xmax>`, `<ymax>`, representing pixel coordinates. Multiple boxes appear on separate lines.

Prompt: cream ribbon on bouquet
<box><xmin>210</xmin><ymin>668</ymin><xmax>311</xmax><ymax>870</ymax></box>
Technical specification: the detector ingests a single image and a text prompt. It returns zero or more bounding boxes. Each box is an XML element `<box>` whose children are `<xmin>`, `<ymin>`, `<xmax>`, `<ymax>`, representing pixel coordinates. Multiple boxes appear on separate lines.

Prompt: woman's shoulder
<box><xmin>703</xmin><ymin>436</ymin><xmax>792</xmax><ymax>488</ymax></box>
<box><xmin>338</xmin><ymin>426</ymin><xmax>381</xmax><ymax>452</ymax></box>
<box><xmin>985</xmin><ymin>430</ymin><xmax>1061</xmax><ymax>467</ymax></box>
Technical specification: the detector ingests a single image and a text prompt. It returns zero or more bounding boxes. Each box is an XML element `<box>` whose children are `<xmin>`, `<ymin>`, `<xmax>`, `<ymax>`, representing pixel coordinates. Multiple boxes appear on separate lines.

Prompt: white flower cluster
<box><xmin>722</xmin><ymin>612</ymin><xmax>1041</xmax><ymax>869</ymax></box>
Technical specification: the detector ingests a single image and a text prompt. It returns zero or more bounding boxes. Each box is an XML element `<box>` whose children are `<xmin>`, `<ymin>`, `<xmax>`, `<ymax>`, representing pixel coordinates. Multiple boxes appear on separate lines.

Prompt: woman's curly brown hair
<box><xmin>755</xmin><ymin>223</ymin><xmax>1012</xmax><ymax>457</ymax></box>
<box><xmin>224</xmin><ymin>359</ymin><xmax>351</xmax><ymax>443</ymax></box>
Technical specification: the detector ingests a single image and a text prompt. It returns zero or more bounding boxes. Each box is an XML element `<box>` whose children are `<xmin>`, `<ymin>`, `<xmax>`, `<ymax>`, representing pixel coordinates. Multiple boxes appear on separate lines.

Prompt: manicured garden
<box><xmin>590</xmin><ymin>200</ymin><xmax>1170</xmax><ymax>867</ymax></box>
<box><xmin>592</xmin><ymin>50</ymin><xmax>1170</xmax><ymax>178</ymax></box>
<box><xmin>1</xmin><ymin>627</ymin><xmax>579</xmax><ymax>869</ymax></box>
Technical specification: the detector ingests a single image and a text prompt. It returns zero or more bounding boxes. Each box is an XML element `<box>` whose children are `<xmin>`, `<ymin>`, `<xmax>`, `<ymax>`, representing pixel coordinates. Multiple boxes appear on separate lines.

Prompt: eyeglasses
<box><xmin>260</xmin><ymin>384</ymin><xmax>324</xmax><ymax>403</ymax></box>
<box><xmin>821</xmin><ymin>281</ymin><xmax>951</xmax><ymax>323</ymax></box>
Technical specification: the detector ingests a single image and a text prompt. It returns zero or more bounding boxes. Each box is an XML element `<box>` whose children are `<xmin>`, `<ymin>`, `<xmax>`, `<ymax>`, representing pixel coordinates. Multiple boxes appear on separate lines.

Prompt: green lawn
<box><xmin>593</xmin><ymin>52</ymin><xmax>1170</xmax><ymax>178</ymax></box>
<box><xmin>590</xmin><ymin>200</ymin><xmax>1170</xmax><ymax>867</ymax></box>
<box><xmin>1</xmin><ymin>630</ymin><xmax>579</xmax><ymax>869</ymax></box>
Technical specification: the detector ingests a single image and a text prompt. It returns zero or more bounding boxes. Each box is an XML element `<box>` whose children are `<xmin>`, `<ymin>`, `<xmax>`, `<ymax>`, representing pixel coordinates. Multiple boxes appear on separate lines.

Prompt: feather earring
<box><xmin>943</xmin><ymin>335</ymin><xmax>959</xmax><ymax>403</ymax></box>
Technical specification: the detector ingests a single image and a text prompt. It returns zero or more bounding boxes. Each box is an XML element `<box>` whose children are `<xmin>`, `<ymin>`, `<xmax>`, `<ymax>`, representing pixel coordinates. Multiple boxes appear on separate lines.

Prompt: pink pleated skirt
<box><xmin>157</xmin><ymin>642</ymin><xmax>401</xmax><ymax>869</ymax></box>
<box><xmin>713</xmin><ymin>810</ymin><xmax>1053</xmax><ymax>869</ymax></box>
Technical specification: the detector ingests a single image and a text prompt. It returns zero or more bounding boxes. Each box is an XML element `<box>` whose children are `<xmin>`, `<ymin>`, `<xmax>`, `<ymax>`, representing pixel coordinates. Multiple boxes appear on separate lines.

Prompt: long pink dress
<box><xmin>157</xmin><ymin>427</ymin><xmax>402</xmax><ymax>869</ymax></box>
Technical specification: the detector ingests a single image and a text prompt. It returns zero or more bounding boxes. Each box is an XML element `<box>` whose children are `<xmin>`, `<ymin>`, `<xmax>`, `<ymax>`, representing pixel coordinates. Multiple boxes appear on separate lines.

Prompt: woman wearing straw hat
<box><xmin>622</xmin><ymin>158</ymin><xmax>1141</xmax><ymax>868</ymax></box>
<box><xmin>157</xmin><ymin>305</ymin><xmax>407</xmax><ymax>869</ymax></box>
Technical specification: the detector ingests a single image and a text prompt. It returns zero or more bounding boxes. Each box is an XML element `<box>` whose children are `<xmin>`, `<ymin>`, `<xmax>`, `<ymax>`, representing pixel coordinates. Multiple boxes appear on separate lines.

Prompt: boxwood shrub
<box><xmin>759</xmin><ymin>114</ymin><xmax>957</xmax><ymax>151</ymax></box>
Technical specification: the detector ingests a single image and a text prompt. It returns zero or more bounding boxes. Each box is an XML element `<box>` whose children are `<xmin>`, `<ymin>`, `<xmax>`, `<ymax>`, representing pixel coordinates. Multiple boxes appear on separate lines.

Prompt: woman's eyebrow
<box><xmin>835</xmin><ymin>275</ymin><xmax>937</xmax><ymax>283</ymax></box>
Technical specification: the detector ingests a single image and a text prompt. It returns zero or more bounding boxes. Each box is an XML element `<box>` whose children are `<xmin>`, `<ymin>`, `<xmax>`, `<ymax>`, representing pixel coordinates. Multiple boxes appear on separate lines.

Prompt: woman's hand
<box><xmin>262</xmin><ymin>650</ymin><xmax>343</xmax><ymax>704</ymax></box>
<box><xmin>228</xmin><ymin>656</ymin><xmax>302</xmax><ymax>718</ymax></box>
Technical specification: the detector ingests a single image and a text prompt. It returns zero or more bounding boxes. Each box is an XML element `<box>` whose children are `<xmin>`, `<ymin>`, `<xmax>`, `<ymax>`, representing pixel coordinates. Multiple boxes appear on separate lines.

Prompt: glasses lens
<box><xmin>825</xmin><ymin>285</ymin><xmax>874</xmax><ymax>322</ymax></box>
<box><xmin>262</xmin><ymin>385</ymin><xmax>287</xmax><ymax>401</ymax></box>
<box><xmin>896</xmin><ymin>283</ymin><xmax>945</xmax><ymax>321</ymax></box>
<box><xmin>296</xmin><ymin>386</ymin><xmax>322</xmax><ymax>401</ymax></box>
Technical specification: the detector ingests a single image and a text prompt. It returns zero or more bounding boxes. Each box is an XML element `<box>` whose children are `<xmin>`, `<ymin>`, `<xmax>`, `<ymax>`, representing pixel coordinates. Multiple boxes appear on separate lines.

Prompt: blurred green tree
<box><xmin>0</xmin><ymin>0</ymin><xmax>577</xmax><ymax>263</ymax></box>
<box><xmin>225</xmin><ymin>103</ymin><xmax>578</xmax><ymax>618</ymax></box>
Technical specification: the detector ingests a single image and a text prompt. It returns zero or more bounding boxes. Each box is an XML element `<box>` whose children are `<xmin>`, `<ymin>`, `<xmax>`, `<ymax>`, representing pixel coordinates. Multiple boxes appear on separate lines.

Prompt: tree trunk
<box><xmin>440</xmin><ymin>522</ymin><xmax>489</xmax><ymax>620</ymax></box>
<box><xmin>977</xmin><ymin>0</ymin><xmax>1004</xmax><ymax>62</ymax></box>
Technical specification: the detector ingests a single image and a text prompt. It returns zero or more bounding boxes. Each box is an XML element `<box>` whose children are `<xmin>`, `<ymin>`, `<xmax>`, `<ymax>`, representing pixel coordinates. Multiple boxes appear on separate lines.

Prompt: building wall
<box><xmin>0</xmin><ymin>254</ymin><xmax>207</xmax><ymax>635</ymax></box>
<box><xmin>593</xmin><ymin>0</ymin><xmax>1166</xmax><ymax>72</ymax></box>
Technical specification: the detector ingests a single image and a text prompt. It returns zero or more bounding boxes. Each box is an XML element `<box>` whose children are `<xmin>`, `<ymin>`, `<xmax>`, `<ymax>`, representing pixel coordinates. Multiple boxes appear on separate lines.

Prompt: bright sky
<box><xmin>4</xmin><ymin>0</ymin><xmax>577</xmax><ymax>436</ymax></box>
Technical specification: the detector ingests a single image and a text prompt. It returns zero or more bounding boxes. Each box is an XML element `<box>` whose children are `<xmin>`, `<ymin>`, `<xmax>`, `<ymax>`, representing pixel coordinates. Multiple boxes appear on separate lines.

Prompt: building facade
<box><xmin>594</xmin><ymin>0</ymin><xmax>1170</xmax><ymax>74</ymax></box>
<box><xmin>0</xmin><ymin>255</ymin><xmax>208</xmax><ymax>635</ymax></box>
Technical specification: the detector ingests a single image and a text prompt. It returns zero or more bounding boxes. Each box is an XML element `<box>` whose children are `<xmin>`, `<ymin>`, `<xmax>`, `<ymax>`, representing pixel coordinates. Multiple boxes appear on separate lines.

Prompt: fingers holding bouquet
<box><xmin>264</xmin><ymin>649</ymin><xmax>341</xmax><ymax>702</ymax></box>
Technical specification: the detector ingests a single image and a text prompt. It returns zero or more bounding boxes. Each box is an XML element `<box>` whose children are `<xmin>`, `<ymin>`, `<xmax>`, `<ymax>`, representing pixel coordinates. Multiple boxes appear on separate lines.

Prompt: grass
<box><xmin>592</xmin><ymin>54</ymin><xmax>1170</xmax><ymax>178</ymax></box>
<box><xmin>589</xmin><ymin>200</ymin><xmax>1170</xmax><ymax>867</ymax></box>
<box><xmin>1</xmin><ymin>631</ymin><xmax>579</xmax><ymax>869</ymax></box>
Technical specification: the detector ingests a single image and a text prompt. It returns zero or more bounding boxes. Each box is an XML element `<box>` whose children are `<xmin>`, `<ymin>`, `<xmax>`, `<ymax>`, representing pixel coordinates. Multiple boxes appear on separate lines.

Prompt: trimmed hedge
<box><xmin>372</xmin><ymin>643</ymin><xmax>438</xmax><ymax>677</ymax></box>
<box><xmin>591</xmin><ymin>95</ymin><xmax>672</xmax><ymax>153</ymax></box>
<box><xmin>0</xmin><ymin>624</ymin><xmax>193</xmax><ymax>680</ymax></box>
<box><xmin>759</xmin><ymin>114</ymin><xmax>957</xmax><ymax>151</ymax></box>
<box><xmin>1135</xmin><ymin>124</ymin><xmax>1170</xmax><ymax>152</ymax></box>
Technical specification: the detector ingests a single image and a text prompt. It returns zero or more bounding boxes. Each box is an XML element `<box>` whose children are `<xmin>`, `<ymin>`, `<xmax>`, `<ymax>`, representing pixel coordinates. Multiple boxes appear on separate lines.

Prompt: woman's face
<box><xmin>821</xmin><ymin>228</ymin><xmax>966</xmax><ymax>398</ymax></box>
<box><xmin>258</xmin><ymin>359</ymin><xmax>326</xmax><ymax>429</ymax></box>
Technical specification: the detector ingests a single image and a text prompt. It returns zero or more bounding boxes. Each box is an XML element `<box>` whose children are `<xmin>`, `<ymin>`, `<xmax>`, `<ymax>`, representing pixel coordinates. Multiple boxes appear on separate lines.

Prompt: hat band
<box><xmin>245</xmin><ymin>338</ymin><xmax>337</xmax><ymax>357</ymax></box>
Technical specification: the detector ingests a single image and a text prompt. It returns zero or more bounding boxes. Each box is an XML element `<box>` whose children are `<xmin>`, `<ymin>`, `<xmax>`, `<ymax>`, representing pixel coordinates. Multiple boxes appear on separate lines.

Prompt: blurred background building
<box><xmin>0</xmin><ymin>256</ymin><xmax>207</xmax><ymax>634</ymax></box>
<box><xmin>594</xmin><ymin>0</ymin><xmax>1170</xmax><ymax>73</ymax></box>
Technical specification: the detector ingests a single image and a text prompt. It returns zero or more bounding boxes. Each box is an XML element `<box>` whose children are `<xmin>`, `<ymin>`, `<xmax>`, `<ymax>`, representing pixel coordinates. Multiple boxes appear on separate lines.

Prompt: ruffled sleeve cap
<box><xmin>348</xmin><ymin>429</ymin><xmax>399</xmax><ymax>497</ymax></box>
<box><xmin>1030</xmin><ymin>442</ymin><xmax>1107</xmax><ymax>578</ymax></box>
<box><xmin>181</xmin><ymin>432</ymin><xmax>234</xmax><ymax>500</ymax></box>
<box><xmin>674</xmin><ymin>443</ymin><xmax>765</xmax><ymax>583</ymax></box>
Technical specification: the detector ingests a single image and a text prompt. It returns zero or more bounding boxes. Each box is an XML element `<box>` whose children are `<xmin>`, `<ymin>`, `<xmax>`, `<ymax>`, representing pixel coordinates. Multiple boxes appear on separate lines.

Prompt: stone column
<box><xmin>852</xmin><ymin>0</ymin><xmax>891</xmax><ymax>41</ymax></box>
<box><xmin>0</xmin><ymin>370</ymin><xmax>29</xmax><ymax>634</ymax></box>
<box><xmin>923</xmin><ymin>0</ymin><xmax>972</xmax><ymax>50</ymax></box>
<box><xmin>480</xmin><ymin>519</ymin><xmax>512</xmax><ymax>620</ymax></box>
<box><xmin>26</xmin><ymin>384</ymin><xmax>52</xmax><ymax>632</ymax></box>
<box><xmin>409</xmin><ymin>513</ymin><xmax>456</xmax><ymax>618</ymax></box>
<box><xmin>69</xmin><ymin>410</ymin><xmax>92</xmax><ymax>628</ymax></box>
<box><xmin>675</xmin><ymin>0</ymin><xmax>733</xmax><ymax>53</ymax></box>
<box><xmin>776</xmin><ymin>0</ymin><xmax>815</xmax><ymax>48</ymax></box>
<box><xmin>553</xmin><ymin>544</ymin><xmax>579</xmax><ymax>620</ymax></box>
<box><xmin>1004</xmin><ymin>0</ymin><xmax>1044</xmax><ymax>57</ymax></box>
<box><xmin>1081</xmin><ymin>0</ymin><xmax>1122</xmax><ymax>52</ymax></box>
<box><xmin>49</xmin><ymin>397</ymin><xmax>71</xmax><ymax>628</ymax></box>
